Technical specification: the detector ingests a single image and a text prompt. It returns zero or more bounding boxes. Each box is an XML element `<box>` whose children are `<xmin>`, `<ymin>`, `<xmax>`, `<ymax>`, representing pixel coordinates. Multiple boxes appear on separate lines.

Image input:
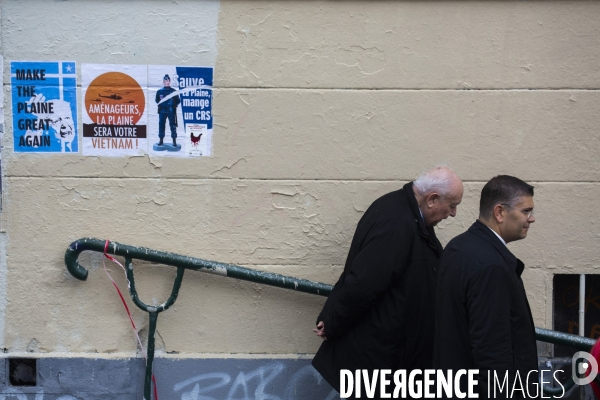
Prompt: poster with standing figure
<box><xmin>148</xmin><ymin>65</ymin><xmax>213</xmax><ymax>157</ymax></box>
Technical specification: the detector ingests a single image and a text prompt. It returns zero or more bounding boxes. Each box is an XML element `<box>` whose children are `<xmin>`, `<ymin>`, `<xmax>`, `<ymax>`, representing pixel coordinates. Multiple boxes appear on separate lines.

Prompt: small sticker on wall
<box><xmin>11</xmin><ymin>61</ymin><xmax>78</xmax><ymax>153</ymax></box>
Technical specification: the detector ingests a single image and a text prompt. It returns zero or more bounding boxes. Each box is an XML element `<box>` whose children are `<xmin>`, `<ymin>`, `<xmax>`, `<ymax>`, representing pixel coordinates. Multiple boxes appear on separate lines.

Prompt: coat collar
<box><xmin>469</xmin><ymin>220</ymin><xmax>525</xmax><ymax>276</ymax></box>
<box><xmin>403</xmin><ymin>182</ymin><xmax>443</xmax><ymax>256</ymax></box>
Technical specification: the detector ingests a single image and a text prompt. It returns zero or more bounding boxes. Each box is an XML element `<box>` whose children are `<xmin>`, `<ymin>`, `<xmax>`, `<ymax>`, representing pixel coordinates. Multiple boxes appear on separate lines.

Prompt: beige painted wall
<box><xmin>1</xmin><ymin>0</ymin><xmax>599</xmax><ymax>355</ymax></box>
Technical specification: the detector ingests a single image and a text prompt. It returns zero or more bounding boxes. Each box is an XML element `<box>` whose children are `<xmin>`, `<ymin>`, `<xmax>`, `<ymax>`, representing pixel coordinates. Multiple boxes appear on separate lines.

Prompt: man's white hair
<box><xmin>413</xmin><ymin>166</ymin><xmax>459</xmax><ymax>197</ymax></box>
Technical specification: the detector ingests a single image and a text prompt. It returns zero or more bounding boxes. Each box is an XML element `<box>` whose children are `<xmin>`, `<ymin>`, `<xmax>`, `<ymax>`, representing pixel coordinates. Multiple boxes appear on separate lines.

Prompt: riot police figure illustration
<box><xmin>155</xmin><ymin>74</ymin><xmax>180</xmax><ymax>147</ymax></box>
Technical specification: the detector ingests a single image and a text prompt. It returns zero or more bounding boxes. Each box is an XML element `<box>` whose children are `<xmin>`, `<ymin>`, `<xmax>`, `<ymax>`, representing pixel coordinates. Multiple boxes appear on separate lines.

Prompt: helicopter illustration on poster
<box><xmin>97</xmin><ymin>91</ymin><xmax>130</xmax><ymax>101</ymax></box>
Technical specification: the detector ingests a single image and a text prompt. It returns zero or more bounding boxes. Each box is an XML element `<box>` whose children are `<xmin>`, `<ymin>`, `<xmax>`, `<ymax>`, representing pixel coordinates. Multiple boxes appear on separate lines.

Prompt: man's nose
<box><xmin>449</xmin><ymin>209</ymin><xmax>457</xmax><ymax>218</ymax></box>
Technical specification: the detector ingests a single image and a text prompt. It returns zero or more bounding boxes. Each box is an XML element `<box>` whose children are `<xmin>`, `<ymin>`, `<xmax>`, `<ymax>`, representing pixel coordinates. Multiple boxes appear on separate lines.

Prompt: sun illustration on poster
<box><xmin>84</xmin><ymin>72</ymin><xmax>145</xmax><ymax>126</ymax></box>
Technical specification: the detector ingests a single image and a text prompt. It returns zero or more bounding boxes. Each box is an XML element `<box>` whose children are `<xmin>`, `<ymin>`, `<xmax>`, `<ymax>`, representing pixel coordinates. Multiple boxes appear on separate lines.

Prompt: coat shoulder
<box><xmin>442</xmin><ymin>229</ymin><xmax>506</xmax><ymax>272</ymax></box>
<box><xmin>362</xmin><ymin>189</ymin><xmax>416</xmax><ymax>228</ymax></box>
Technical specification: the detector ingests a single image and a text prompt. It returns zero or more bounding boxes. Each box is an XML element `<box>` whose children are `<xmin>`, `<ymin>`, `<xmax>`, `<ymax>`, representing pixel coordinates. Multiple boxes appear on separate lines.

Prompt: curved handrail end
<box><xmin>64</xmin><ymin>239</ymin><xmax>92</xmax><ymax>281</ymax></box>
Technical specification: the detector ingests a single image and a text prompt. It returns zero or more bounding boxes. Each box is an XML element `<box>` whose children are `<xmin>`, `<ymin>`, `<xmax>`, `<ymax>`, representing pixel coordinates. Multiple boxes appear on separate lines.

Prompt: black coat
<box><xmin>156</xmin><ymin>86</ymin><xmax>180</xmax><ymax>113</ymax></box>
<box><xmin>434</xmin><ymin>220</ymin><xmax>538</xmax><ymax>399</ymax></box>
<box><xmin>312</xmin><ymin>182</ymin><xmax>443</xmax><ymax>398</ymax></box>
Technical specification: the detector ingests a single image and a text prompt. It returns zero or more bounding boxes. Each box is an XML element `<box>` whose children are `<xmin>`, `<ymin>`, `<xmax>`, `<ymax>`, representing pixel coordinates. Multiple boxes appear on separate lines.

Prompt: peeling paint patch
<box><xmin>270</xmin><ymin>189</ymin><xmax>319</xmax><ymax>215</ymax></box>
<box><xmin>206</xmin><ymin>265</ymin><xmax>228</xmax><ymax>276</ymax></box>
<box><xmin>270</xmin><ymin>187</ymin><xmax>296</xmax><ymax>197</ymax></box>
<box><xmin>210</xmin><ymin>158</ymin><xmax>248</xmax><ymax>176</ymax></box>
<box><xmin>271</xmin><ymin>192</ymin><xmax>299</xmax><ymax>210</ymax></box>
<box><xmin>333</xmin><ymin>45</ymin><xmax>386</xmax><ymax>75</ymax></box>
<box><xmin>238</xmin><ymin>93</ymin><xmax>250</xmax><ymax>106</ymax></box>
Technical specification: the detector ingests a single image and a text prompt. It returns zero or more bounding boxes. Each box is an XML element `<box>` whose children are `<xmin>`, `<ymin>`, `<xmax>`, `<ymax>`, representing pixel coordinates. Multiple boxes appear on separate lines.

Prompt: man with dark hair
<box><xmin>434</xmin><ymin>175</ymin><xmax>538</xmax><ymax>399</ymax></box>
<box><xmin>312</xmin><ymin>166</ymin><xmax>463</xmax><ymax>399</ymax></box>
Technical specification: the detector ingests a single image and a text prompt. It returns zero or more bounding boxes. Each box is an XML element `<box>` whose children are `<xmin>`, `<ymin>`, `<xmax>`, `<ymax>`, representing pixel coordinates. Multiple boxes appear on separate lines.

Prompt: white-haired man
<box><xmin>312</xmin><ymin>166</ymin><xmax>463</xmax><ymax>399</ymax></box>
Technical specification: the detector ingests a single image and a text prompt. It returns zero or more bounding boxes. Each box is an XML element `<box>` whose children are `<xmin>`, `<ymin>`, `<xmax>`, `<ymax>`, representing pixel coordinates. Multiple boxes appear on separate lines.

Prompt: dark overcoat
<box><xmin>434</xmin><ymin>220</ymin><xmax>538</xmax><ymax>399</ymax></box>
<box><xmin>312</xmin><ymin>182</ymin><xmax>443</xmax><ymax>398</ymax></box>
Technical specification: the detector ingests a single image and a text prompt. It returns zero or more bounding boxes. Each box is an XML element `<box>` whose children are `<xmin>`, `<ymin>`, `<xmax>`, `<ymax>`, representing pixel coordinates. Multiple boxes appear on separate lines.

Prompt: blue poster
<box><xmin>176</xmin><ymin>66</ymin><xmax>213</xmax><ymax>157</ymax></box>
<box><xmin>176</xmin><ymin>66</ymin><xmax>213</xmax><ymax>130</ymax></box>
<box><xmin>11</xmin><ymin>61</ymin><xmax>78</xmax><ymax>153</ymax></box>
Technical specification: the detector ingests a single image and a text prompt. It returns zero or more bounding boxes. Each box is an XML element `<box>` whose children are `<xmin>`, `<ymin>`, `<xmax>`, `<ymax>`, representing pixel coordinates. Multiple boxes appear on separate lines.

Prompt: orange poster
<box><xmin>82</xmin><ymin>64</ymin><xmax>147</xmax><ymax>156</ymax></box>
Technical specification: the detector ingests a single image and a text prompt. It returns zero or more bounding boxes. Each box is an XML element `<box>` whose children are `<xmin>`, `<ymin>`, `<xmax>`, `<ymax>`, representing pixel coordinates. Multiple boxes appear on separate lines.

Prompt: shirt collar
<box><xmin>488</xmin><ymin>226</ymin><xmax>507</xmax><ymax>246</ymax></box>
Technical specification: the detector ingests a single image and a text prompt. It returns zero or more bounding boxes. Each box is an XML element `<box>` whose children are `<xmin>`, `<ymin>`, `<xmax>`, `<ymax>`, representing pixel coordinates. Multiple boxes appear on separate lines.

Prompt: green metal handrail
<box><xmin>65</xmin><ymin>238</ymin><xmax>331</xmax><ymax>400</ymax></box>
<box><xmin>66</xmin><ymin>238</ymin><xmax>331</xmax><ymax>295</ymax></box>
<box><xmin>535</xmin><ymin>327</ymin><xmax>595</xmax><ymax>351</ymax></box>
<box><xmin>535</xmin><ymin>327</ymin><xmax>596</xmax><ymax>396</ymax></box>
<box><xmin>65</xmin><ymin>238</ymin><xmax>597</xmax><ymax>399</ymax></box>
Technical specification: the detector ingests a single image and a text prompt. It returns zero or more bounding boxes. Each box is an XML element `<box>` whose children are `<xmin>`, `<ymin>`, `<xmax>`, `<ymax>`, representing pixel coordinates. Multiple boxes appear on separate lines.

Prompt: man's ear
<box><xmin>493</xmin><ymin>204</ymin><xmax>505</xmax><ymax>223</ymax></box>
<box><xmin>426</xmin><ymin>192</ymin><xmax>440</xmax><ymax>208</ymax></box>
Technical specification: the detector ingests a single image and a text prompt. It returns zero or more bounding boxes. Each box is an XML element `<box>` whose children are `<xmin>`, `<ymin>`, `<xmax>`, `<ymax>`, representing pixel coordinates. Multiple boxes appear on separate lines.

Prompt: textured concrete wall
<box><xmin>0</xmin><ymin>0</ymin><xmax>599</xmax><ymax>377</ymax></box>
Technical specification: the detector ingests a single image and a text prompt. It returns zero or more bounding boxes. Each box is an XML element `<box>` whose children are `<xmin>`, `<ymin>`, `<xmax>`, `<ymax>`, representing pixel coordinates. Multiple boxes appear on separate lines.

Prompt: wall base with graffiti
<box><xmin>0</xmin><ymin>357</ymin><xmax>337</xmax><ymax>400</ymax></box>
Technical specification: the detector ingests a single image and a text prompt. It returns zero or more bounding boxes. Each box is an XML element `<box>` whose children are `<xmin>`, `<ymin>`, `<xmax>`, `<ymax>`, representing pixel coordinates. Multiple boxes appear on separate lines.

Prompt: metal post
<box><xmin>579</xmin><ymin>274</ymin><xmax>585</xmax><ymax>337</ymax></box>
<box><xmin>144</xmin><ymin>311</ymin><xmax>158</xmax><ymax>400</ymax></box>
<box><xmin>578</xmin><ymin>274</ymin><xmax>586</xmax><ymax>400</ymax></box>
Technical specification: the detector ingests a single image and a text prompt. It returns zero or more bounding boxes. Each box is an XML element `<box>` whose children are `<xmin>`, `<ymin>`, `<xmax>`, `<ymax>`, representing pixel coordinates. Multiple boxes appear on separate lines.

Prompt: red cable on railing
<box><xmin>103</xmin><ymin>240</ymin><xmax>159</xmax><ymax>400</ymax></box>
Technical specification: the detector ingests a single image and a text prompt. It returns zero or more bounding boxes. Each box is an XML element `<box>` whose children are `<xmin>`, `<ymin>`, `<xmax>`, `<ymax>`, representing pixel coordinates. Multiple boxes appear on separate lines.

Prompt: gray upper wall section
<box><xmin>1</xmin><ymin>0</ymin><xmax>221</xmax><ymax>67</ymax></box>
<box><xmin>216</xmin><ymin>1</ymin><xmax>600</xmax><ymax>89</ymax></box>
<box><xmin>3</xmin><ymin>1</ymin><xmax>599</xmax><ymax>90</ymax></box>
